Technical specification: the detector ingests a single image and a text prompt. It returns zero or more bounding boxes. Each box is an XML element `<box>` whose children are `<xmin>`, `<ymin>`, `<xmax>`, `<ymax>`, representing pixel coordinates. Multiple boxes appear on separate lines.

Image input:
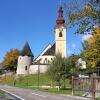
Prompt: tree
<box><xmin>47</xmin><ymin>53</ymin><xmax>69</xmax><ymax>89</ymax></box>
<box><xmin>3</xmin><ymin>49</ymin><xmax>20</xmax><ymax>71</ymax></box>
<box><xmin>81</xmin><ymin>27</ymin><xmax>100</xmax><ymax>74</ymax></box>
<box><xmin>67</xmin><ymin>54</ymin><xmax>80</xmax><ymax>77</ymax></box>
<box><xmin>65</xmin><ymin>0</ymin><xmax>99</xmax><ymax>34</ymax></box>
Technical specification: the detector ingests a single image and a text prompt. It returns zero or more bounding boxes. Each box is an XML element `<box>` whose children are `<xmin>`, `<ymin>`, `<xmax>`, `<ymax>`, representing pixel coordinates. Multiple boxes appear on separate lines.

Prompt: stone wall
<box><xmin>29</xmin><ymin>64</ymin><xmax>49</xmax><ymax>74</ymax></box>
<box><xmin>16</xmin><ymin>56</ymin><xmax>32</xmax><ymax>75</ymax></box>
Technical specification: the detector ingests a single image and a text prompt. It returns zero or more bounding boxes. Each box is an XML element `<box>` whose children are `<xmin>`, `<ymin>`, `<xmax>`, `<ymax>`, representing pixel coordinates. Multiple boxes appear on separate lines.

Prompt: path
<box><xmin>0</xmin><ymin>85</ymin><xmax>89</xmax><ymax>100</ymax></box>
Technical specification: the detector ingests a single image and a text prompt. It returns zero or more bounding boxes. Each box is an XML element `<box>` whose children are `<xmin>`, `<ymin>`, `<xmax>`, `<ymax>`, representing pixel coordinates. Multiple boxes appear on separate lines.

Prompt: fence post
<box><xmin>91</xmin><ymin>74</ymin><xmax>96</xmax><ymax>100</ymax></box>
<box><xmin>72</xmin><ymin>76</ymin><xmax>74</xmax><ymax>96</ymax></box>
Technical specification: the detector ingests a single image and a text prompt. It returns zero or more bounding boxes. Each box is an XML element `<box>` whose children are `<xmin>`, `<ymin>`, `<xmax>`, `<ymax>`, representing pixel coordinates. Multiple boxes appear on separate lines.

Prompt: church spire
<box><xmin>20</xmin><ymin>42</ymin><xmax>34</xmax><ymax>57</ymax></box>
<box><xmin>60</xmin><ymin>0</ymin><xmax>62</xmax><ymax>6</ymax></box>
<box><xmin>56</xmin><ymin>0</ymin><xmax>65</xmax><ymax>26</ymax></box>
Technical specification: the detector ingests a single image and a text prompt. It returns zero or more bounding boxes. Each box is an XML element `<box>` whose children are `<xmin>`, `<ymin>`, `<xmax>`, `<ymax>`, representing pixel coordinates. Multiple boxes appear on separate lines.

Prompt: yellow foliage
<box><xmin>3</xmin><ymin>49</ymin><xmax>20</xmax><ymax>70</ymax></box>
<box><xmin>83</xmin><ymin>27</ymin><xmax>100</xmax><ymax>68</ymax></box>
<box><xmin>88</xmin><ymin>27</ymin><xmax>100</xmax><ymax>45</ymax></box>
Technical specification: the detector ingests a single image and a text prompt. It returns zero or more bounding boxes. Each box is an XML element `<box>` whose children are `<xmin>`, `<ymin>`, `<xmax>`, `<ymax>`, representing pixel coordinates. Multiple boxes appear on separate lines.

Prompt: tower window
<box><xmin>59</xmin><ymin>32</ymin><xmax>62</xmax><ymax>37</ymax></box>
<box><xmin>25</xmin><ymin>66</ymin><xmax>28</xmax><ymax>71</ymax></box>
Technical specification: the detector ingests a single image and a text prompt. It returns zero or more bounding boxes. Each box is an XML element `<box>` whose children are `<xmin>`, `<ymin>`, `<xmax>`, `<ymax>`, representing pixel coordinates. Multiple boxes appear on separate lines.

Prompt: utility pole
<box><xmin>37</xmin><ymin>59</ymin><xmax>41</xmax><ymax>89</ymax></box>
<box><xmin>38</xmin><ymin>65</ymin><xmax>40</xmax><ymax>89</ymax></box>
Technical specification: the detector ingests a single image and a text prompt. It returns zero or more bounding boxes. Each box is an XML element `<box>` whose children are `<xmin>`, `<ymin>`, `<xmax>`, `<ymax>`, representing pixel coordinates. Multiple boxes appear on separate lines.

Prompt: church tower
<box><xmin>55</xmin><ymin>5</ymin><xmax>66</xmax><ymax>58</ymax></box>
<box><xmin>16</xmin><ymin>42</ymin><xmax>34</xmax><ymax>75</ymax></box>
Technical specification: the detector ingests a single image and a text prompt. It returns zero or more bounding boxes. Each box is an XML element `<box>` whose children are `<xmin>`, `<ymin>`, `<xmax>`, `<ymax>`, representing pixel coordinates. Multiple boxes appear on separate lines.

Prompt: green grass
<box><xmin>0</xmin><ymin>75</ymin><xmax>14</xmax><ymax>85</ymax></box>
<box><xmin>15</xmin><ymin>74</ymin><xmax>52</xmax><ymax>87</ymax></box>
<box><xmin>39</xmin><ymin>88</ymin><xmax>72</xmax><ymax>95</ymax></box>
<box><xmin>96</xmin><ymin>97</ymin><xmax>100</xmax><ymax>100</ymax></box>
<box><xmin>0</xmin><ymin>90</ymin><xmax>5</xmax><ymax>95</ymax></box>
<box><xmin>0</xmin><ymin>74</ymin><xmax>72</xmax><ymax>95</ymax></box>
<box><xmin>0</xmin><ymin>74</ymin><xmax>51</xmax><ymax>86</ymax></box>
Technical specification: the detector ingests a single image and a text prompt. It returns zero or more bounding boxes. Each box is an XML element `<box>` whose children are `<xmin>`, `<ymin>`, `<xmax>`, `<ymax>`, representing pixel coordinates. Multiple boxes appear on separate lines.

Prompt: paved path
<box><xmin>0</xmin><ymin>85</ymin><xmax>90</xmax><ymax>100</ymax></box>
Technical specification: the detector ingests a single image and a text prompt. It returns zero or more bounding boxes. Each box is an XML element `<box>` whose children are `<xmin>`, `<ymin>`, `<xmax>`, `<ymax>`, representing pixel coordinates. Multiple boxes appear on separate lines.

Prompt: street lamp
<box><xmin>37</xmin><ymin>59</ymin><xmax>41</xmax><ymax>90</ymax></box>
<box><xmin>25</xmin><ymin>66</ymin><xmax>29</xmax><ymax>86</ymax></box>
<box><xmin>37</xmin><ymin>64</ymin><xmax>40</xmax><ymax>89</ymax></box>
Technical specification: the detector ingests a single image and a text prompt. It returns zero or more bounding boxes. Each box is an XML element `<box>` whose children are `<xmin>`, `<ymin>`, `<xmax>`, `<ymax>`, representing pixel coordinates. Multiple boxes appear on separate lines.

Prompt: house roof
<box><xmin>43</xmin><ymin>44</ymin><xmax>55</xmax><ymax>56</ymax></box>
<box><xmin>20</xmin><ymin>42</ymin><xmax>34</xmax><ymax>57</ymax></box>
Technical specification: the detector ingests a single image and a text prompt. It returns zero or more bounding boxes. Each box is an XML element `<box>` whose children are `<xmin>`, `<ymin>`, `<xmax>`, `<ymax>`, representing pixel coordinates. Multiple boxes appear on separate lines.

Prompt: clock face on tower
<box><xmin>59</xmin><ymin>26</ymin><xmax>63</xmax><ymax>32</ymax></box>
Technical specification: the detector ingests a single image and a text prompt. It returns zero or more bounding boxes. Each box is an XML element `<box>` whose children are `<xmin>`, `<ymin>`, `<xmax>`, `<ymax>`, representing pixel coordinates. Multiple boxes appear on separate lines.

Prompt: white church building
<box><xmin>16</xmin><ymin>5</ymin><xmax>67</xmax><ymax>75</ymax></box>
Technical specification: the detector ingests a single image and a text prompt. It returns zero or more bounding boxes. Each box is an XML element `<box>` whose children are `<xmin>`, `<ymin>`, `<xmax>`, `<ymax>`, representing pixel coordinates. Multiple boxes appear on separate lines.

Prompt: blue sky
<box><xmin>0</xmin><ymin>0</ymin><xmax>85</xmax><ymax>62</ymax></box>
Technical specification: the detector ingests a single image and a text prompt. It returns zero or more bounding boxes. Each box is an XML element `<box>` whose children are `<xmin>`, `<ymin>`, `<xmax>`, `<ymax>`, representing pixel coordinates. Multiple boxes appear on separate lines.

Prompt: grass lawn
<box><xmin>96</xmin><ymin>97</ymin><xmax>100</xmax><ymax>100</ymax></box>
<box><xmin>39</xmin><ymin>87</ymin><xmax>72</xmax><ymax>95</ymax></box>
<box><xmin>0</xmin><ymin>90</ymin><xmax>5</xmax><ymax>95</ymax></box>
<box><xmin>0</xmin><ymin>74</ymin><xmax>72</xmax><ymax>95</ymax></box>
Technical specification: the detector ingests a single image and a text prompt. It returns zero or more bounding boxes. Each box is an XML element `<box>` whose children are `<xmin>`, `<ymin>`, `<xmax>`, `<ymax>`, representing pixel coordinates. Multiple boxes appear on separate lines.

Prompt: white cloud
<box><xmin>82</xmin><ymin>34</ymin><xmax>92</xmax><ymax>41</ymax></box>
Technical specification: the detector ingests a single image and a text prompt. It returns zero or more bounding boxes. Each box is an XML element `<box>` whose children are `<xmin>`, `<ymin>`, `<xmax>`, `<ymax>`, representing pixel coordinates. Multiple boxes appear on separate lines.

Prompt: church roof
<box><xmin>20</xmin><ymin>42</ymin><xmax>34</xmax><ymax>57</ymax></box>
<box><xmin>43</xmin><ymin>44</ymin><xmax>55</xmax><ymax>56</ymax></box>
<box><xmin>56</xmin><ymin>6</ymin><xmax>65</xmax><ymax>26</ymax></box>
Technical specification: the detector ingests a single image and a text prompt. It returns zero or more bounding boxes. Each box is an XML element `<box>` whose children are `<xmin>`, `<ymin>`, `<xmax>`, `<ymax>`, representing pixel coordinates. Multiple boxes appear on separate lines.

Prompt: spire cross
<box><xmin>60</xmin><ymin>0</ymin><xmax>62</xmax><ymax>6</ymax></box>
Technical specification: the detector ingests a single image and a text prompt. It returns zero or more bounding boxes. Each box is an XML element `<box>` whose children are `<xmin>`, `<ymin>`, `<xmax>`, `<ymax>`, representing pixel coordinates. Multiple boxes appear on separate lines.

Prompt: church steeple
<box><xmin>55</xmin><ymin>1</ymin><xmax>66</xmax><ymax>58</ymax></box>
<box><xmin>20</xmin><ymin>42</ymin><xmax>34</xmax><ymax>57</ymax></box>
<box><xmin>56</xmin><ymin>4</ymin><xmax>65</xmax><ymax>26</ymax></box>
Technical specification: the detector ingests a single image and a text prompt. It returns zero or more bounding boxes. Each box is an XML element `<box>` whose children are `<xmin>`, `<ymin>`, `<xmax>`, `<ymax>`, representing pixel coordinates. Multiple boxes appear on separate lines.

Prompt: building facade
<box><xmin>16</xmin><ymin>4</ymin><xmax>67</xmax><ymax>75</ymax></box>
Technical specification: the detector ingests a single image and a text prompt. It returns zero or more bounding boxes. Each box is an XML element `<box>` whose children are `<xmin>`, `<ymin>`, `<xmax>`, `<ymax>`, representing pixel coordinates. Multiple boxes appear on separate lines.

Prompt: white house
<box><xmin>77</xmin><ymin>58</ymin><xmax>86</xmax><ymax>70</ymax></box>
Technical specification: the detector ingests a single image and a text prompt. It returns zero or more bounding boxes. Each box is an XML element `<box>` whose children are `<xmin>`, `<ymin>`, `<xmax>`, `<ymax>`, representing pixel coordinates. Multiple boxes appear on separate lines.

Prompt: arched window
<box><xmin>45</xmin><ymin>58</ymin><xmax>47</xmax><ymax>64</ymax></box>
<box><xmin>59</xmin><ymin>32</ymin><xmax>62</xmax><ymax>37</ymax></box>
<box><xmin>48</xmin><ymin>60</ymin><xmax>50</xmax><ymax>64</ymax></box>
<box><xmin>25</xmin><ymin>66</ymin><xmax>27</xmax><ymax>71</ymax></box>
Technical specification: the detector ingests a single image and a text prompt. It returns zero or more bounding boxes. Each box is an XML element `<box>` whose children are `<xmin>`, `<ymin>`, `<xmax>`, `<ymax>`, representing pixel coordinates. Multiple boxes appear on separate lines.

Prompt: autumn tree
<box><xmin>81</xmin><ymin>27</ymin><xmax>100</xmax><ymax>74</ymax></box>
<box><xmin>65</xmin><ymin>0</ymin><xmax>99</xmax><ymax>34</ymax></box>
<box><xmin>3</xmin><ymin>49</ymin><xmax>20</xmax><ymax>71</ymax></box>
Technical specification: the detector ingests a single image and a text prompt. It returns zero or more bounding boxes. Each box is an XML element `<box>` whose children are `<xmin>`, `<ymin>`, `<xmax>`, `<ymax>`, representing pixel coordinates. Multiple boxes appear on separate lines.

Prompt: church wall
<box><xmin>40</xmin><ymin>55</ymin><xmax>55</xmax><ymax>64</ymax></box>
<box><xmin>29</xmin><ymin>65</ymin><xmax>48</xmax><ymax>74</ymax></box>
<box><xmin>55</xmin><ymin>28</ymin><xmax>66</xmax><ymax>58</ymax></box>
<box><xmin>16</xmin><ymin>56</ymin><xmax>32</xmax><ymax>75</ymax></box>
<box><xmin>34</xmin><ymin>44</ymin><xmax>52</xmax><ymax>64</ymax></box>
<box><xmin>56</xmin><ymin>41</ymin><xmax>66</xmax><ymax>57</ymax></box>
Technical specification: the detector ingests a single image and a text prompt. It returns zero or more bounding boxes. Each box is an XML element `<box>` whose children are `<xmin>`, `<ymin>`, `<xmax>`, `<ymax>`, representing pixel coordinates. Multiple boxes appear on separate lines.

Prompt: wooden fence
<box><xmin>72</xmin><ymin>75</ymin><xmax>100</xmax><ymax>100</ymax></box>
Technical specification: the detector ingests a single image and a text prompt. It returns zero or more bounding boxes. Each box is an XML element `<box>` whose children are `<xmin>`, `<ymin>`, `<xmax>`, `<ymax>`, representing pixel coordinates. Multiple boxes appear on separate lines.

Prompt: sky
<box><xmin>0</xmin><ymin>0</ymin><xmax>88</xmax><ymax>62</ymax></box>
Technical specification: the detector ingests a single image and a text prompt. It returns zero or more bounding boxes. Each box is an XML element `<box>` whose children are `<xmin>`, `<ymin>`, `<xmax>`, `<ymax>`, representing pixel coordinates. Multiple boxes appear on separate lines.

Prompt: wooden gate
<box><xmin>72</xmin><ymin>75</ymin><xmax>100</xmax><ymax>100</ymax></box>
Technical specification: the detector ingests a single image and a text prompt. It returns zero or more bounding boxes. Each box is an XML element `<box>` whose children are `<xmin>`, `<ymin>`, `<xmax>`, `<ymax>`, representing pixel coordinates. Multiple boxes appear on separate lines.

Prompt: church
<box><xmin>16</xmin><ymin>5</ymin><xmax>67</xmax><ymax>75</ymax></box>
